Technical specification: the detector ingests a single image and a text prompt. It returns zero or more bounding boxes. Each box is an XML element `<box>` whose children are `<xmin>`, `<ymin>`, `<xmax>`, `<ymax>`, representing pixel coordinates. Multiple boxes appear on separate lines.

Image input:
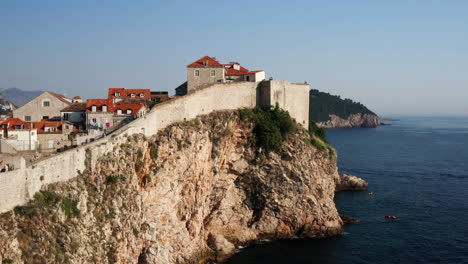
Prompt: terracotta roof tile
<box><xmin>86</xmin><ymin>99</ymin><xmax>114</xmax><ymax>112</ymax></box>
<box><xmin>108</xmin><ymin>88</ymin><xmax>151</xmax><ymax>99</ymax></box>
<box><xmin>61</xmin><ymin>103</ymin><xmax>86</xmax><ymax>112</ymax></box>
<box><xmin>0</xmin><ymin>118</ymin><xmax>26</xmax><ymax>129</ymax></box>
<box><xmin>188</xmin><ymin>56</ymin><xmax>223</xmax><ymax>67</ymax></box>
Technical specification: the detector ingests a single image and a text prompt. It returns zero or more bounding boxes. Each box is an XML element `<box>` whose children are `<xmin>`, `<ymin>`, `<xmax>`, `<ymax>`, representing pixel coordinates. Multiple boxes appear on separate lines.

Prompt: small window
<box><xmin>210</xmin><ymin>70</ymin><xmax>216</xmax><ymax>77</ymax></box>
<box><xmin>131</xmin><ymin>93</ymin><xmax>136</xmax><ymax>98</ymax></box>
<box><xmin>48</xmin><ymin>140</ymin><xmax>54</xmax><ymax>148</ymax></box>
<box><xmin>126</xmin><ymin>109</ymin><xmax>132</xmax><ymax>114</ymax></box>
<box><xmin>115</xmin><ymin>92</ymin><xmax>120</xmax><ymax>97</ymax></box>
<box><xmin>194</xmin><ymin>70</ymin><xmax>200</xmax><ymax>77</ymax></box>
<box><xmin>102</xmin><ymin>105</ymin><xmax>108</xmax><ymax>112</ymax></box>
<box><xmin>43</xmin><ymin>100</ymin><xmax>50</xmax><ymax>107</ymax></box>
<box><xmin>117</xmin><ymin>109</ymin><xmax>122</xmax><ymax>115</ymax></box>
<box><xmin>91</xmin><ymin>105</ymin><xmax>97</xmax><ymax>112</ymax></box>
<box><xmin>140</xmin><ymin>93</ymin><xmax>145</xmax><ymax>98</ymax></box>
<box><xmin>65</xmin><ymin>125</ymin><xmax>70</xmax><ymax>129</ymax></box>
<box><xmin>24</xmin><ymin>116</ymin><xmax>31</xmax><ymax>122</ymax></box>
<box><xmin>42</xmin><ymin>116</ymin><xmax>49</xmax><ymax>120</ymax></box>
<box><xmin>63</xmin><ymin>113</ymin><xmax>69</xmax><ymax>120</ymax></box>
<box><xmin>92</xmin><ymin>118</ymin><xmax>97</xmax><ymax>123</ymax></box>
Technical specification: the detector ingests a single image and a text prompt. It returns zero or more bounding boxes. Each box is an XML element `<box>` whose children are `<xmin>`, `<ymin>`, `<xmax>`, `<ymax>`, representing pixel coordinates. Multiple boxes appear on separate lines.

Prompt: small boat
<box><xmin>384</xmin><ymin>215</ymin><xmax>397</xmax><ymax>219</ymax></box>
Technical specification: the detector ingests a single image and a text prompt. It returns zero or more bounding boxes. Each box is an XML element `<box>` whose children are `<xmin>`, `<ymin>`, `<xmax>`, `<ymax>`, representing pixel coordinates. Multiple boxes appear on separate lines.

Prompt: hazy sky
<box><xmin>1</xmin><ymin>0</ymin><xmax>467</xmax><ymax>116</ymax></box>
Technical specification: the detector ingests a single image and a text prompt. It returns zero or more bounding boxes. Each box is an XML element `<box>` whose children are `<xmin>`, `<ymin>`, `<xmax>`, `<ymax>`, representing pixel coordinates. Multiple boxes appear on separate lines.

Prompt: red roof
<box><xmin>188</xmin><ymin>56</ymin><xmax>223</xmax><ymax>67</ymax></box>
<box><xmin>226</xmin><ymin>69</ymin><xmax>264</xmax><ymax>76</ymax></box>
<box><xmin>0</xmin><ymin>118</ymin><xmax>26</xmax><ymax>129</ymax></box>
<box><xmin>108</xmin><ymin>88</ymin><xmax>151</xmax><ymax>99</ymax></box>
<box><xmin>86</xmin><ymin>99</ymin><xmax>114</xmax><ymax>112</ymax></box>
<box><xmin>0</xmin><ymin>118</ymin><xmax>72</xmax><ymax>133</ymax></box>
<box><xmin>28</xmin><ymin>120</ymin><xmax>73</xmax><ymax>134</ymax></box>
<box><xmin>113</xmin><ymin>104</ymin><xmax>144</xmax><ymax>115</ymax></box>
<box><xmin>86</xmin><ymin>98</ymin><xmax>145</xmax><ymax>115</ymax></box>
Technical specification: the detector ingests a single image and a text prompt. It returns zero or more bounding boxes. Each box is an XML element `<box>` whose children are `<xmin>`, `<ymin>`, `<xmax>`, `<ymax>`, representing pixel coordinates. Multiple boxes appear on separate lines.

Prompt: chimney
<box><xmin>3</xmin><ymin>125</ymin><xmax>7</xmax><ymax>138</ymax></box>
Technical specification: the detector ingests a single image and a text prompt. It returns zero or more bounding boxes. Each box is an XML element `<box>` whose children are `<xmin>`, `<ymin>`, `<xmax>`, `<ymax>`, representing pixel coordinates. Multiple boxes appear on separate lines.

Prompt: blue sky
<box><xmin>1</xmin><ymin>0</ymin><xmax>467</xmax><ymax>116</ymax></box>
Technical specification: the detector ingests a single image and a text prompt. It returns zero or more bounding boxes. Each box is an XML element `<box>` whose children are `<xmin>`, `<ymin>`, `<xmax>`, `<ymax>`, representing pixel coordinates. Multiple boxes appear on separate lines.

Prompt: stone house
<box><xmin>0</xmin><ymin>118</ymin><xmax>75</xmax><ymax>152</ymax></box>
<box><xmin>0</xmin><ymin>118</ymin><xmax>38</xmax><ymax>152</ymax></box>
<box><xmin>13</xmin><ymin>91</ymin><xmax>73</xmax><ymax>122</ymax></box>
<box><xmin>86</xmin><ymin>98</ymin><xmax>147</xmax><ymax>137</ymax></box>
<box><xmin>33</xmin><ymin>120</ymin><xmax>75</xmax><ymax>152</ymax></box>
<box><xmin>186</xmin><ymin>56</ymin><xmax>265</xmax><ymax>93</ymax></box>
<box><xmin>61</xmin><ymin>103</ymin><xmax>87</xmax><ymax>130</ymax></box>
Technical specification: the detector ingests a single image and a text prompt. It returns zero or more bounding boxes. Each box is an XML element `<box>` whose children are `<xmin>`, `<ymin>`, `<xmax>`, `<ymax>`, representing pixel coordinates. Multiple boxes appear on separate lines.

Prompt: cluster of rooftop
<box><xmin>0</xmin><ymin>55</ymin><xmax>279</xmax><ymax>159</ymax></box>
<box><xmin>0</xmin><ymin>88</ymin><xmax>169</xmax><ymax>153</ymax></box>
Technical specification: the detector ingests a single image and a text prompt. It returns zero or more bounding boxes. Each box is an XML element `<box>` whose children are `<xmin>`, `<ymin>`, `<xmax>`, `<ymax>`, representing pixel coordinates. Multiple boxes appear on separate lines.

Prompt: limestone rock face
<box><xmin>0</xmin><ymin>111</ymin><xmax>351</xmax><ymax>264</ymax></box>
<box><xmin>318</xmin><ymin>113</ymin><xmax>380</xmax><ymax>128</ymax></box>
<box><xmin>335</xmin><ymin>174</ymin><xmax>369</xmax><ymax>191</ymax></box>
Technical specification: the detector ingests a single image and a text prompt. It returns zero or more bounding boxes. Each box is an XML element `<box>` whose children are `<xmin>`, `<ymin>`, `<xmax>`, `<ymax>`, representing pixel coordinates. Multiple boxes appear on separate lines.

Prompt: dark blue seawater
<box><xmin>227</xmin><ymin>116</ymin><xmax>468</xmax><ymax>264</ymax></box>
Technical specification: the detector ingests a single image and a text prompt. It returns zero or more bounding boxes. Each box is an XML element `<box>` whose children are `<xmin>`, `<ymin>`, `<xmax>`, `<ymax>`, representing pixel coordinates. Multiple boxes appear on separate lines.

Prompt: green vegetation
<box><xmin>40</xmin><ymin>175</ymin><xmax>44</xmax><ymax>181</ymax></box>
<box><xmin>105</xmin><ymin>175</ymin><xmax>118</xmax><ymax>184</ymax></box>
<box><xmin>309</xmin><ymin>121</ymin><xmax>327</xmax><ymax>142</ymax></box>
<box><xmin>2</xmin><ymin>258</ymin><xmax>13</xmax><ymax>263</ymax></box>
<box><xmin>61</xmin><ymin>198</ymin><xmax>80</xmax><ymax>218</ymax></box>
<box><xmin>137</xmin><ymin>149</ymin><xmax>143</xmax><ymax>159</ymax></box>
<box><xmin>133</xmin><ymin>227</ymin><xmax>140</xmax><ymax>236</ymax></box>
<box><xmin>150</xmin><ymin>144</ymin><xmax>158</xmax><ymax>159</ymax></box>
<box><xmin>222</xmin><ymin>128</ymin><xmax>233</xmax><ymax>137</ymax></box>
<box><xmin>309</xmin><ymin>89</ymin><xmax>376</xmax><ymax>122</ymax></box>
<box><xmin>307</xmin><ymin>120</ymin><xmax>336</xmax><ymax>159</ymax></box>
<box><xmin>240</xmin><ymin>105</ymin><xmax>295</xmax><ymax>152</ymax></box>
<box><xmin>34</xmin><ymin>190</ymin><xmax>60</xmax><ymax>207</ymax></box>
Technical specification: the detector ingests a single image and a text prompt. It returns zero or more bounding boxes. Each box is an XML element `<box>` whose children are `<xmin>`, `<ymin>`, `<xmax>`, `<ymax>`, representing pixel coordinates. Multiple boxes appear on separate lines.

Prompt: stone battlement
<box><xmin>0</xmin><ymin>80</ymin><xmax>309</xmax><ymax>213</ymax></box>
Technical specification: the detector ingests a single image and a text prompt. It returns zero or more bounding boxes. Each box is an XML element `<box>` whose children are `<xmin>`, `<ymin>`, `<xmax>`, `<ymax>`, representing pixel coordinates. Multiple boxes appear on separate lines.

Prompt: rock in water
<box><xmin>335</xmin><ymin>174</ymin><xmax>369</xmax><ymax>191</ymax></box>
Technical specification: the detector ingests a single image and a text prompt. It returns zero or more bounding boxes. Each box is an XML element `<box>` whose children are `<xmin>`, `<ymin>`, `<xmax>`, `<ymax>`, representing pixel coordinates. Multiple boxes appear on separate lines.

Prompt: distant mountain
<box><xmin>309</xmin><ymin>89</ymin><xmax>380</xmax><ymax>128</ymax></box>
<box><xmin>0</xmin><ymin>87</ymin><xmax>43</xmax><ymax>107</ymax></box>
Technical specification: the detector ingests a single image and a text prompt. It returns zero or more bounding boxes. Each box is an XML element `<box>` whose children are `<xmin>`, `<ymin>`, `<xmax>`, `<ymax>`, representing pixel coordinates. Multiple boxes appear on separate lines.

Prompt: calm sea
<box><xmin>227</xmin><ymin>116</ymin><xmax>468</xmax><ymax>264</ymax></box>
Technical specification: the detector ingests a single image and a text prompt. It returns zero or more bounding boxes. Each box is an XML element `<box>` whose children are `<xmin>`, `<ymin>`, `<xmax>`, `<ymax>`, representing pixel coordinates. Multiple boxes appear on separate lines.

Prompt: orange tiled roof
<box><xmin>226</xmin><ymin>69</ymin><xmax>264</xmax><ymax>76</ymax></box>
<box><xmin>0</xmin><ymin>118</ymin><xmax>72</xmax><ymax>134</ymax></box>
<box><xmin>0</xmin><ymin>118</ymin><xmax>26</xmax><ymax>129</ymax></box>
<box><xmin>86</xmin><ymin>99</ymin><xmax>114</xmax><ymax>112</ymax></box>
<box><xmin>28</xmin><ymin>120</ymin><xmax>72</xmax><ymax>134</ymax></box>
<box><xmin>188</xmin><ymin>56</ymin><xmax>223</xmax><ymax>67</ymax></box>
<box><xmin>108</xmin><ymin>88</ymin><xmax>151</xmax><ymax>99</ymax></box>
<box><xmin>61</xmin><ymin>103</ymin><xmax>86</xmax><ymax>112</ymax></box>
<box><xmin>113</xmin><ymin>104</ymin><xmax>143</xmax><ymax>115</ymax></box>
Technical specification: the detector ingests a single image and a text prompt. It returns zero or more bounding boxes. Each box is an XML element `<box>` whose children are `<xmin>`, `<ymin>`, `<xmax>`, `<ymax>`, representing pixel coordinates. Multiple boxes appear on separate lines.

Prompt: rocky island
<box><xmin>0</xmin><ymin>108</ymin><xmax>366</xmax><ymax>264</ymax></box>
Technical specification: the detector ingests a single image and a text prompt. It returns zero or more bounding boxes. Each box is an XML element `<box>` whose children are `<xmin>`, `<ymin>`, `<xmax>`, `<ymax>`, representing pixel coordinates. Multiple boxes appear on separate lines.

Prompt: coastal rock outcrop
<box><xmin>335</xmin><ymin>173</ymin><xmax>369</xmax><ymax>191</ymax></box>
<box><xmin>318</xmin><ymin>113</ymin><xmax>380</xmax><ymax>128</ymax></box>
<box><xmin>0</xmin><ymin>110</ymin><xmax>362</xmax><ymax>264</ymax></box>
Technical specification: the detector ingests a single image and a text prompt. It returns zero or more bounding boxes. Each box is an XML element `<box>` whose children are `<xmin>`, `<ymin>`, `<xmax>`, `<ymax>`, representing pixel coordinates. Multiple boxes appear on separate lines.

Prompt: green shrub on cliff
<box><xmin>61</xmin><ymin>198</ymin><xmax>80</xmax><ymax>218</ymax></box>
<box><xmin>309</xmin><ymin>121</ymin><xmax>327</xmax><ymax>142</ymax></box>
<box><xmin>240</xmin><ymin>105</ymin><xmax>295</xmax><ymax>152</ymax></box>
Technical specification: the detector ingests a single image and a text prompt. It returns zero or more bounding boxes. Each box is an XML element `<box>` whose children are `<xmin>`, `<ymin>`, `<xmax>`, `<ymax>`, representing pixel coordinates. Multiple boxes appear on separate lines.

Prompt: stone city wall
<box><xmin>0</xmin><ymin>80</ymin><xmax>308</xmax><ymax>213</ymax></box>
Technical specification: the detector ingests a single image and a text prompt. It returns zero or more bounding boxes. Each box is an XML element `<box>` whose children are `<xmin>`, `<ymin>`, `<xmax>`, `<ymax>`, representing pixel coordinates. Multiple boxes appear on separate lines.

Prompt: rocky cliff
<box><xmin>0</xmin><ymin>110</ymin><xmax>364</xmax><ymax>264</ymax></box>
<box><xmin>317</xmin><ymin>113</ymin><xmax>381</xmax><ymax>128</ymax></box>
